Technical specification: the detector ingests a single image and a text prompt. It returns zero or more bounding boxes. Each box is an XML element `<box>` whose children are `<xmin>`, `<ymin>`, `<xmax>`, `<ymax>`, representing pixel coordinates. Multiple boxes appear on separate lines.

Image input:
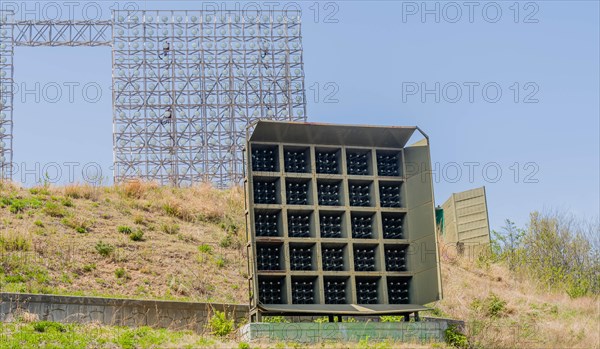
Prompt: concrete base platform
<box><xmin>240</xmin><ymin>319</ymin><xmax>458</xmax><ymax>343</ymax></box>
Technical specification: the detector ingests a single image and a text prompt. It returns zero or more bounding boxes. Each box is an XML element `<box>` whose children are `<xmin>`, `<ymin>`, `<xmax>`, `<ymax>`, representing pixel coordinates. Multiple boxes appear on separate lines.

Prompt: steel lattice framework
<box><xmin>11</xmin><ymin>20</ymin><xmax>113</xmax><ymax>47</ymax></box>
<box><xmin>0</xmin><ymin>13</ymin><xmax>14</xmax><ymax>178</ymax></box>
<box><xmin>0</xmin><ymin>10</ymin><xmax>306</xmax><ymax>187</ymax></box>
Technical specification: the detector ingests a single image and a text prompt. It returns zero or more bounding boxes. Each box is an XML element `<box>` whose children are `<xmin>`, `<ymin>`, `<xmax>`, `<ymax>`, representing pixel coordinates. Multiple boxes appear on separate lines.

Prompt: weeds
<box><xmin>82</xmin><ymin>263</ymin><xmax>96</xmax><ymax>272</ymax></box>
<box><xmin>380</xmin><ymin>316</ymin><xmax>405</xmax><ymax>322</ymax></box>
<box><xmin>6</xmin><ymin>197</ymin><xmax>42</xmax><ymax>214</ymax></box>
<box><xmin>133</xmin><ymin>215</ymin><xmax>145</xmax><ymax>225</ymax></box>
<box><xmin>219</xmin><ymin>234</ymin><xmax>234</xmax><ymax>248</ymax></box>
<box><xmin>444</xmin><ymin>325</ymin><xmax>468</xmax><ymax>348</ymax></box>
<box><xmin>129</xmin><ymin>229</ymin><xmax>145</xmax><ymax>242</ymax></box>
<box><xmin>263</xmin><ymin>316</ymin><xmax>289</xmax><ymax>323</ymax></box>
<box><xmin>61</xmin><ymin>217</ymin><xmax>91</xmax><ymax>233</ymax></box>
<box><xmin>61</xmin><ymin>197</ymin><xmax>74</xmax><ymax>207</ymax></box>
<box><xmin>33</xmin><ymin>321</ymin><xmax>66</xmax><ymax>333</ymax></box>
<box><xmin>9</xmin><ymin>200</ymin><xmax>25</xmax><ymax>214</ymax></box>
<box><xmin>160</xmin><ymin>223</ymin><xmax>180</xmax><ymax>235</ymax></box>
<box><xmin>471</xmin><ymin>293</ymin><xmax>506</xmax><ymax>318</ymax></box>
<box><xmin>117</xmin><ymin>226</ymin><xmax>133</xmax><ymax>234</ymax></box>
<box><xmin>64</xmin><ymin>184</ymin><xmax>97</xmax><ymax>200</ymax></box>
<box><xmin>115</xmin><ymin>267</ymin><xmax>126</xmax><ymax>278</ymax></box>
<box><xmin>0</xmin><ymin>232</ymin><xmax>31</xmax><ymax>251</ymax></box>
<box><xmin>163</xmin><ymin>201</ymin><xmax>196</xmax><ymax>222</ymax></box>
<box><xmin>208</xmin><ymin>311</ymin><xmax>234</xmax><ymax>337</ymax></box>
<box><xmin>215</xmin><ymin>255</ymin><xmax>226</xmax><ymax>268</ymax></box>
<box><xmin>198</xmin><ymin>244</ymin><xmax>213</xmax><ymax>254</ymax></box>
<box><xmin>95</xmin><ymin>241</ymin><xmax>114</xmax><ymax>257</ymax></box>
<box><xmin>29</xmin><ymin>187</ymin><xmax>50</xmax><ymax>196</ymax></box>
<box><xmin>43</xmin><ymin>202</ymin><xmax>67</xmax><ymax>218</ymax></box>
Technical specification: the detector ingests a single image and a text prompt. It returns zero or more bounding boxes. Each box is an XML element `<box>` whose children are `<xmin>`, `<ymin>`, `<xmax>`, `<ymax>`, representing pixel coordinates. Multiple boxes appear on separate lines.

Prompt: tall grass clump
<box><xmin>64</xmin><ymin>184</ymin><xmax>97</xmax><ymax>200</ymax></box>
<box><xmin>119</xmin><ymin>179</ymin><xmax>156</xmax><ymax>199</ymax></box>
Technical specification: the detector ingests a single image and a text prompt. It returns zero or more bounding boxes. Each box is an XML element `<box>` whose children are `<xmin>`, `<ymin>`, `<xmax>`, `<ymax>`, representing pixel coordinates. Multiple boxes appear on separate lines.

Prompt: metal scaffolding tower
<box><xmin>0</xmin><ymin>10</ymin><xmax>307</xmax><ymax>187</ymax></box>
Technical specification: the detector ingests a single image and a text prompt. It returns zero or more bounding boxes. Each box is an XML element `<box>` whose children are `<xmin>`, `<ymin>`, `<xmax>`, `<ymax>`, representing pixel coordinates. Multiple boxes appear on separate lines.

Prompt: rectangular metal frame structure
<box><xmin>0</xmin><ymin>12</ymin><xmax>14</xmax><ymax>179</ymax></box>
<box><xmin>245</xmin><ymin>121</ymin><xmax>442</xmax><ymax>320</ymax></box>
<box><xmin>0</xmin><ymin>10</ymin><xmax>307</xmax><ymax>187</ymax></box>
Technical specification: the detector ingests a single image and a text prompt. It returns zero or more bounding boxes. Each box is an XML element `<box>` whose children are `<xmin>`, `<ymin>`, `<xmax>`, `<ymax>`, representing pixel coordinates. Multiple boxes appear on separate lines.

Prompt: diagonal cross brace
<box><xmin>11</xmin><ymin>21</ymin><xmax>113</xmax><ymax>47</ymax></box>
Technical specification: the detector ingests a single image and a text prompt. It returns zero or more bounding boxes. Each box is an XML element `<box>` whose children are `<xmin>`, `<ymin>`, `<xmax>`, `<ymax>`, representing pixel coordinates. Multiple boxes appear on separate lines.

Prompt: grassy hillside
<box><xmin>0</xmin><ymin>181</ymin><xmax>248</xmax><ymax>304</ymax></box>
<box><xmin>435</xmin><ymin>251</ymin><xmax>599</xmax><ymax>349</ymax></box>
<box><xmin>0</xmin><ymin>181</ymin><xmax>598</xmax><ymax>348</ymax></box>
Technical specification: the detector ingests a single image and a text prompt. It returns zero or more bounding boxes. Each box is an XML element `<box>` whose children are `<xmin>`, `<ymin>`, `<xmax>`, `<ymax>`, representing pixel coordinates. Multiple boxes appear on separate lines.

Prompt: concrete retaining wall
<box><xmin>241</xmin><ymin>317</ymin><xmax>464</xmax><ymax>343</ymax></box>
<box><xmin>0</xmin><ymin>293</ymin><xmax>249</xmax><ymax>333</ymax></box>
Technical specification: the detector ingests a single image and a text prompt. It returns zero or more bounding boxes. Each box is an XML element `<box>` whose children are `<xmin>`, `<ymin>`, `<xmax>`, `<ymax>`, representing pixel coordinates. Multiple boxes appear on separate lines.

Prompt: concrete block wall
<box><xmin>0</xmin><ymin>293</ymin><xmax>249</xmax><ymax>333</ymax></box>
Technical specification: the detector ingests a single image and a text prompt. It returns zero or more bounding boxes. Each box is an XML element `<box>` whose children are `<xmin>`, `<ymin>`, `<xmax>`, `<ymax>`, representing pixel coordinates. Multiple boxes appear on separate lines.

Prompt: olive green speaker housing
<box><xmin>244</xmin><ymin>121</ymin><xmax>442</xmax><ymax>321</ymax></box>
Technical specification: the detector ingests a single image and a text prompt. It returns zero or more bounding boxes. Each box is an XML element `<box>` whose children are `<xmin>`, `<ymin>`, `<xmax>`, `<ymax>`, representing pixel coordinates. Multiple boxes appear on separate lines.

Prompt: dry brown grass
<box><xmin>64</xmin><ymin>184</ymin><xmax>99</xmax><ymax>200</ymax></box>
<box><xmin>118</xmin><ymin>179</ymin><xmax>158</xmax><ymax>199</ymax></box>
<box><xmin>435</xmin><ymin>251</ymin><xmax>600</xmax><ymax>349</ymax></box>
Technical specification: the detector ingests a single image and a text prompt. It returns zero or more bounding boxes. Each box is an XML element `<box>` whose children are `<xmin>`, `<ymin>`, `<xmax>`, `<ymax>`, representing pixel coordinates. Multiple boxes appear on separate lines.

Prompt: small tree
<box><xmin>491</xmin><ymin>219</ymin><xmax>525</xmax><ymax>271</ymax></box>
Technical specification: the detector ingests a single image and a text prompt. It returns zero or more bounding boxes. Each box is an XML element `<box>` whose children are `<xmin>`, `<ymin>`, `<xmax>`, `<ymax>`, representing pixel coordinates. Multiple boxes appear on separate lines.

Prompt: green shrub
<box><xmin>567</xmin><ymin>279</ymin><xmax>590</xmax><ymax>299</ymax></box>
<box><xmin>33</xmin><ymin>321</ymin><xmax>66</xmax><ymax>333</ymax></box>
<box><xmin>198</xmin><ymin>244</ymin><xmax>213</xmax><ymax>254</ymax></box>
<box><xmin>34</xmin><ymin>220</ymin><xmax>44</xmax><ymax>227</ymax></box>
<box><xmin>9</xmin><ymin>201</ymin><xmax>26</xmax><ymax>214</ymax></box>
<box><xmin>129</xmin><ymin>229</ymin><xmax>144</xmax><ymax>242</ymax></box>
<box><xmin>115</xmin><ymin>267</ymin><xmax>126</xmax><ymax>278</ymax></box>
<box><xmin>117</xmin><ymin>226</ymin><xmax>133</xmax><ymax>234</ymax></box>
<box><xmin>0</xmin><ymin>197</ymin><xmax>11</xmax><ymax>207</ymax></box>
<box><xmin>95</xmin><ymin>241</ymin><xmax>114</xmax><ymax>257</ymax></box>
<box><xmin>238</xmin><ymin>342</ymin><xmax>250</xmax><ymax>349</ymax></box>
<box><xmin>444</xmin><ymin>325</ymin><xmax>468</xmax><ymax>348</ymax></box>
<box><xmin>215</xmin><ymin>255</ymin><xmax>226</xmax><ymax>268</ymax></box>
<box><xmin>6</xmin><ymin>197</ymin><xmax>43</xmax><ymax>214</ymax></box>
<box><xmin>61</xmin><ymin>197</ymin><xmax>73</xmax><ymax>207</ymax></box>
<box><xmin>208</xmin><ymin>311</ymin><xmax>234</xmax><ymax>337</ymax></box>
<box><xmin>486</xmin><ymin>294</ymin><xmax>506</xmax><ymax>317</ymax></box>
<box><xmin>471</xmin><ymin>293</ymin><xmax>506</xmax><ymax>318</ymax></box>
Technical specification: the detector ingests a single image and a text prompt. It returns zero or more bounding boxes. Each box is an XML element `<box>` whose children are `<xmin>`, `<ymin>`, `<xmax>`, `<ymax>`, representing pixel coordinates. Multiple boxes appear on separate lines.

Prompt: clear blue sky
<box><xmin>4</xmin><ymin>1</ymin><xmax>599</xmax><ymax>231</ymax></box>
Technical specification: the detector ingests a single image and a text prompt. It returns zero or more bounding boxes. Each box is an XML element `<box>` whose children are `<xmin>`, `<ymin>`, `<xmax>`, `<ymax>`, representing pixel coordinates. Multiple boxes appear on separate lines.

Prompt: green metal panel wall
<box><xmin>441</xmin><ymin>187</ymin><xmax>491</xmax><ymax>250</ymax></box>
